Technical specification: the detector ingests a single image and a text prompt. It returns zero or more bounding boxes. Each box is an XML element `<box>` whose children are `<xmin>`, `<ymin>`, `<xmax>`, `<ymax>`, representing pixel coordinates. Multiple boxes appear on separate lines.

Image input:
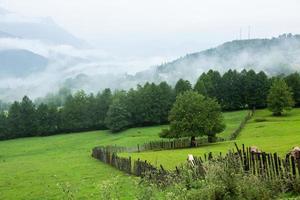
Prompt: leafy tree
<box><xmin>166</xmin><ymin>91</ymin><xmax>225</xmax><ymax>144</ymax></box>
<box><xmin>105</xmin><ymin>92</ymin><xmax>131</xmax><ymax>132</ymax></box>
<box><xmin>267</xmin><ymin>79</ymin><xmax>295</xmax><ymax>116</ymax></box>
<box><xmin>285</xmin><ymin>72</ymin><xmax>300</xmax><ymax>106</ymax></box>
<box><xmin>174</xmin><ymin>79</ymin><xmax>192</xmax><ymax>96</ymax></box>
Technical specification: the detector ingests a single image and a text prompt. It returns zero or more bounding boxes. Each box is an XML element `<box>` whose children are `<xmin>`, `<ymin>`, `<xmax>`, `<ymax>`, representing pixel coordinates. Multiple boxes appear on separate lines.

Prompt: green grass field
<box><xmin>1</xmin><ymin>109</ymin><xmax>300</xmax><ymax>199</ymax></box>
<box><xmin>121</xmin><ymin>108</ymin><xmax>300</xmax><ymax>169</ymax></box>
<box><xmin>0</xmin><ymin>126</ymin><xmax>166</xmax><ymax>199</ymax></box>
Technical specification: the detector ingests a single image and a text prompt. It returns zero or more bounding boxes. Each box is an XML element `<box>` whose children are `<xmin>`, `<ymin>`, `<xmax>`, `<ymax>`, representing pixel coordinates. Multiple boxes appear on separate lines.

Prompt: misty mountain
<box><xmin>61</xmin><ymin>34</ymin><xmax>300</xmax><ymax>94</ymax></box>
<box><xmin>2</xmin><ymin>33</ymin><xmax>300</xmax><ymax>102</ymax></box>
<box><xmin>131</xmin><ymin>33</ymin><xmax>300</xmax><ymax>85</ymax></box>
<box><xmin>0</xmin><ymin>30</ymin><xmax>15</xmax><ymax>38</ymax></box>
<box><xmin>0</xmin><ymin>49</ymin><xmax>48</xmax><ymax>77</ymax></box>
<box><xmin>0</xmin><ymin>7</ymin><xmax>86</xmax><ymax>47</ymax></box>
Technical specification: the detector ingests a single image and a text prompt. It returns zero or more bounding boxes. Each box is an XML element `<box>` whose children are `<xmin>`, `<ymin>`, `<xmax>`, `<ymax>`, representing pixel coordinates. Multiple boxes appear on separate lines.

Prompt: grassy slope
<box><xmin>122</xmin><ymin>109</ymin><xmax>300</xmax><ymax>169</ymax></box>
<box><xmin>0</xmin><ymin>109</ymin><xmax>284</xmax><ymax>199</ymax></box>
<box><xmin>0</xmin><ymin>126</ymin><xmax>166</xmax><ymax>200</ymax></box>
<box><xmin>218</xmin><ymin>110</ymin><xmax>248</xmax><ymax>139</ymax></box>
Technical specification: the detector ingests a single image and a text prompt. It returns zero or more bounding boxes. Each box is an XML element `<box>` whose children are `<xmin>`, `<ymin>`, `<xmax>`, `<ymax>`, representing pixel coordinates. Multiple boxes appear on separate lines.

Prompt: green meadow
<box><xmin>1</xmin><ymin>109</ymin><xmax>300</xmax><ymax>199</ymax></box>
<box><xmin>0</xmin><ymin>126</ymin><xmax>166</xmax><ymax>199</ymax></box>
<box><xmin>121</xmin><ymin>108</ymin><xmax>300</xmax><ymax>169</ymax></box>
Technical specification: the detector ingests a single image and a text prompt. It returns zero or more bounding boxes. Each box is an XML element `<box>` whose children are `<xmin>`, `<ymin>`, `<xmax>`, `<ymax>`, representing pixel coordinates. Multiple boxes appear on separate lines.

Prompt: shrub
<box><xmin>137</xmin><ymin>156</ymin><xmax>285</xmax><ymax>200</ymax></box>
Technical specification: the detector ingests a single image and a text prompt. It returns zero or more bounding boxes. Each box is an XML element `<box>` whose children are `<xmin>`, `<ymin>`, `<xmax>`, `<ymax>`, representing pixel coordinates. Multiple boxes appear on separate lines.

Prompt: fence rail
<box><xmin>92</xmin><ymin>143</ymin><xmax>300</xmax><ymax>183</ymax></box>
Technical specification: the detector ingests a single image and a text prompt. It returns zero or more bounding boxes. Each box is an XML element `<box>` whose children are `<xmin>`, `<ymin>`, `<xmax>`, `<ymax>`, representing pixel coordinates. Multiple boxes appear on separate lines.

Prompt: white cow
<box><xmin>187</xmin><ymin>154</ymin><xmax>195</xmax><ymax>166</ymax></box>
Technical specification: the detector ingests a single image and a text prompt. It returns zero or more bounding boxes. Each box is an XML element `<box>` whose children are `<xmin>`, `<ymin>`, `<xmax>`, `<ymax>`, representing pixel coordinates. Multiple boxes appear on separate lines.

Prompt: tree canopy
<box><xmin>267</xmin><ymin>79</ymin><xmax>295</xmax><ymax>116</ymax></box>
<box><xmin>166</xmin><ymin>91</ymin><xmax>225</xmax><ymax>142</ymax></box>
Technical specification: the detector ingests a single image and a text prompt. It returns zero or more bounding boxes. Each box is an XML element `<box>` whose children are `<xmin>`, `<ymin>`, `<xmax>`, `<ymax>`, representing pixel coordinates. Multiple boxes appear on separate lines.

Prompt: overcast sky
<box><xmin>1</xmin><ymin>0</ymin><xmax>300</xmax><ymax>60</ymax></box>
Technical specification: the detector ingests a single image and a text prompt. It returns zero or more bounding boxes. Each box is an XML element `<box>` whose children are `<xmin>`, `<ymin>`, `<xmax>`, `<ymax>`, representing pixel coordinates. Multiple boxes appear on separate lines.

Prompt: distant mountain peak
<box><xmin>0</xmin><ymin>7</ymin><xmax>87</xmax><ymax>47</ymax></box>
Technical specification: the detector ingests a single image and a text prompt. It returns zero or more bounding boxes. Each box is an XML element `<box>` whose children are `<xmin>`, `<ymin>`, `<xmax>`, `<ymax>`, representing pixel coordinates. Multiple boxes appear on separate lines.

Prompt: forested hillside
<box><xmin>1</xmin><ymin>69</ymin><xmax>299</xmax><ymax>141</ymax></box>
<box><xmin>131</xmin><ymin>34</ymin><xmax>300</xmax><ymax>85</ymax></box>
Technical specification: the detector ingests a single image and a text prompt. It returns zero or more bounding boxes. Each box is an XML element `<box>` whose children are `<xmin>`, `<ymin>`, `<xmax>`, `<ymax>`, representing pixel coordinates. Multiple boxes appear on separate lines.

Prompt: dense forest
<box><xmin>0</xmin><ymin>69</ymin><xmax>300</xmax><ymax>140</ymax></box>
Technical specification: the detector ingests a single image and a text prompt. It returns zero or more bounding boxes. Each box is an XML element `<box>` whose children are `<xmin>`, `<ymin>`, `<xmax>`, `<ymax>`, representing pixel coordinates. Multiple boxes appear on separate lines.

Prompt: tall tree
<box><xmin>36</xmin><ymin>104</ymin><xmax>59</xmax><ymax>136</ymax></box>
<box><xmin>0</xmin><ymin>111</ymin><xmax>8</xmax><ymax>140</ymax></box>
<box><xmin>195</xmin><ymin>70</ymin><xmax>222</xmax><ymax>101</ymax></box>
<box><xmin>60</xmin><ymin>90</ymin><xmax>90</xmax><ymax>132</ymax></box>
<box><xmin>94</xmin><ymin>88</ymin><xmax>112</xmax><ymax>128</ymax></box>
<box><xmin>157</xmin><ymin>82</ymin><xmax>175</xmax><ymax>123</ymax></box>
<box><xmin>242</xmin><ymin>70</ymin><xmax>270</xmax><ymax>109</ymax></box>
<box><xmin>174</xmin><ymin>79</ymin><xmax>192</xmax><ymax>96</ymax></box>
<box><xmin>285</xmin><ymin>72</ymin><xmax>300</xmax><ymax>106</ymax></box>
<box><xmin>105</xmin><ymin>91</ymin><xmax>131</xmax><ymax>132</ymax></box>
<box><xmin>7</xmin><ymin>101</ymin><xmax>22</xmax><ymax>138</ymax></box>
<box><xmin>220</xmin><ymin>70</ymin><xmax>243</xmax><ymax>110</ymax></box>
<box><xmin>19</xmin><ymin>96</ymin><xmax>38</xmax><ymax>137</ymax></box>
<box><xmin>166</xmin><ymin>91</ymin><xmax>225</xmax><ymax>144</ymax></box>
<box><xmin>267</xmin><ymin>79</ymin><xmax>294</xmax><ymax>116</ymax></box>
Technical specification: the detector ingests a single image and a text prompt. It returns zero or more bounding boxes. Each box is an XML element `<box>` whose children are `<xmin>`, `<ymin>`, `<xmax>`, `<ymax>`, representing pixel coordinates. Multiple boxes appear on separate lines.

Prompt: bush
<box><xmin>137</xmin><ymin>156</ymin><xmax>286</xmax><ymax>200</ymax></box>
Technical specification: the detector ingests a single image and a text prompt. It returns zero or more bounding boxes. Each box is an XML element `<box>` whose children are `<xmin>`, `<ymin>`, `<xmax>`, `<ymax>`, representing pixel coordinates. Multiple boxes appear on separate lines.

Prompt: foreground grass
<box><xmin>121</xmin><ymin>108</ymin><xmax>300</xmax><ymax>169</ymax></box>
<box><xmin>0</xmin><ymin>109</ymin><xmax>277</xmax><ymax>199</ymax></box>
<box><xmin>0</xmin><ymin>126</ymin><xmax>166</xmax><ymax>199</ymax></box>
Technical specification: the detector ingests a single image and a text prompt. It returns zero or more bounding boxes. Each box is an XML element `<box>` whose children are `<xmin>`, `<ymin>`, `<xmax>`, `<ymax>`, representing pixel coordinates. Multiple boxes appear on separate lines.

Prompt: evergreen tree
<box><xmin>157</xmin><ymin>82</ymin><xmax>175</xmax><ymax>123</ymax></box>
<box><xmin>194</xmin><ymin>79</ymin><xmax>207</xmax><ymax>96</ymax></box>
<box><xmin>197</xmin><ymin>70</ymin><xmax>222</xmax><ymax>101</ymax></box>
<box><xmin>174</xmin><ymin>79</ymin><xmax>192</xmax><ymax>96</ymax></box>
<box><xmin>220</xmin><ymin>70</ymin><xmax>243</xmax><ymax>110</ymax></box>
<box><xmin>285</xmin><ymin>72</ymin><xmax>300</xmax><ymax>106</ymax></box>
<box><xmin>7</xmin><ymin>101</ymin><xmax>22</xmax><ymax>138</ymax></box>
<box><xmin>105</xmin><ymin>92</ymin><xmax>131</xmax><ymax>132</ymax></box>
<box><xmin>94</xmin><ymin>88</ymin><xmax>112</xmax><ymax>128</ymax></box>
<box><xmin>60</xmin><ymin>90</ymin><xmax>90</xmax><ymax>132</ymax></box>
<box><xmin>0</xmin><ymin>111</ymin><xmax>8</xmax><ymax>140</ymax></box>
<box><xmin>36</xmin><ymin>104</ymin><xmax>59</xmax><ymax>136</ymax></box>
<box><xmin>242</xmin><ymin>70</ymin><xmax>270</xmax><ymax>109</ymax></box>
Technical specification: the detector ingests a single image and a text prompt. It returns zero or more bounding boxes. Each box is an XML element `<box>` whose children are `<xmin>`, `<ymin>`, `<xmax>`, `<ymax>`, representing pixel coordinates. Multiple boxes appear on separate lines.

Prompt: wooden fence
<box><xmin>96</xmin><ymin>137</ymin><xmax>225</xmax><ymax>154</ymax></box>
<box><xmin>136</xmin><ymin>137</ymin><xmax>224</xmax><ymax>152</ymax></box>
<box><xmin>234</xmin><ymin>143</ymin><xmax>300</xmax><ymax>179</ymax></box>
<box><xmin>92</xmin><ymin>143</ymin><xmax>300</xmax><ymax>182</ymax></box>
<box><xmin>92</xmin><ymin>146</ymin><xmax>163</xmax><ymax>176</ymax></box>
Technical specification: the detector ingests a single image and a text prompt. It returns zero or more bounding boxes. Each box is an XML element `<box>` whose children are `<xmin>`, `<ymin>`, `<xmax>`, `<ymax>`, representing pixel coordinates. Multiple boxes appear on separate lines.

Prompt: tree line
<box><xmin>0</xmin><ymin>69</ymin><xmax>299</xmax><ymax>140</ymax></box>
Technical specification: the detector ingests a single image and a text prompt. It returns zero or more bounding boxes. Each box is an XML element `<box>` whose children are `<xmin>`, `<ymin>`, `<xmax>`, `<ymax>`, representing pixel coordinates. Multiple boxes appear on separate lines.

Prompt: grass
<box><xmin>0</xmin><ymin>126</ymin><xmax>166</xmax><ymax>199</ymax></box>
<box><xmin>121</xmin><ymin>108</ymin><xmax>300</xmax><ymax>169</ymax></box>
<box><xmin>218</xmin><ymin>110</ymin><xmax>248</xmax><ymax>139</ymax></box>
<box><xmin>1</xmin><ymin>108</ymin><xmax>297</xmax><ymax>199</ymax></box>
